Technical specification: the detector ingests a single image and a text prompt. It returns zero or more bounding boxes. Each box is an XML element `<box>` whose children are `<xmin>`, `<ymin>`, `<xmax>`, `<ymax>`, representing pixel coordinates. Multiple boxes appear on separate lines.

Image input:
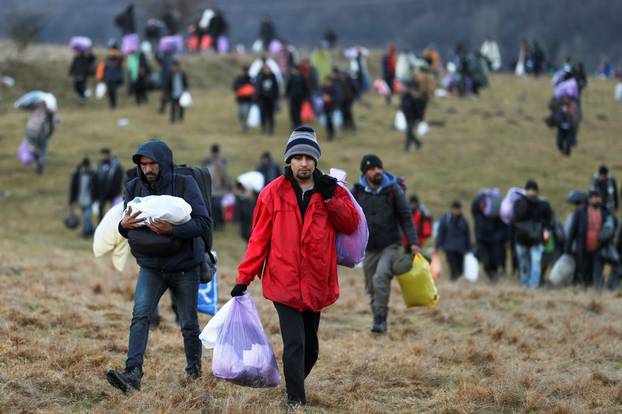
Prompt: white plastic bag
<box><xmin>464</xmin><ymin>253</ymin><xmax>479</xmax><ymax>282</ymax></box>
<box><xmin>549</xmin><ymin>254</ymin><xmax>575</xmax><ymax>287</ymax></box>
<box><xmin>615</xmin><ymin>83</ymin><xmax>622</xmax><ymax>102</ymax></box>
<box><xmin>417</xmin><ymin>121</ymin><xmax>430</xmax><ymax>137</ymax></box>
<box><xmin>126</xmin><ymin>195</ymin><xmax>192</xmax><ymax>225</ymax></box>
<box><xmin>247</xmin><ymin>104</ymin><xmax>261</xmax><ymax>128</ymax></box>
<box><xmin>199</xmin><ymin>297</ymin><xmax>236</xmax><ymax>349</ymax></box>
<box><xmin>394</xmin><ymin>110</ymin><xmax>407</xmax><ymax>132</ymax></box>
<box><xmin>179</xmin><ymin>91</ymin><xmax>192</xmax><ymax>108</ymax></box>
<box><xmin>95</xmin><ymin>82</ymin><xmax>107</xmax><ymax>99</ymax></box>
<box><xmin>93</xmin><ymin>203</ymin><xmax>130</xmax><ymax>272</ymax></box>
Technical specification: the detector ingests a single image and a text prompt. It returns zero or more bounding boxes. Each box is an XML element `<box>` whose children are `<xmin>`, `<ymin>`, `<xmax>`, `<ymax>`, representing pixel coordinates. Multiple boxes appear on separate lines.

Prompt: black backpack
<box><xmin>124</xmin><ymin>165</ymin><xmax>216</xmax><ymax>281</ymax></box>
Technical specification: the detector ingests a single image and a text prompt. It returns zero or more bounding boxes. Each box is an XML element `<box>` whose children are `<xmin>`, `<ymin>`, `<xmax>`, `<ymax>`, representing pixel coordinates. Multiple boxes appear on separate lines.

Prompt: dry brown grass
<box><xmin>1</xmin><ymin>47</ymin><xmax>622</xmax><ymax>413</ymax></box>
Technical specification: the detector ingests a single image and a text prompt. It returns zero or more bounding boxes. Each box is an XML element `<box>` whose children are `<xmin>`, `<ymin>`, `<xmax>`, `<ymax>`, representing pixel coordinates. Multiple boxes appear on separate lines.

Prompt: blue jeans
<box><xmin>516</xmin><ymin>243</ymin><xmax>544</xmax><ymax>288</ymax></box>
<box><xmin>126</xmin><ymin>267</ymin><xmax>201</xmax><ymax>372</ymax></box>
<box><xmin>81</xmin><ymin>206</ymin><xmax>93</xmax><ymax>236</ymax></box>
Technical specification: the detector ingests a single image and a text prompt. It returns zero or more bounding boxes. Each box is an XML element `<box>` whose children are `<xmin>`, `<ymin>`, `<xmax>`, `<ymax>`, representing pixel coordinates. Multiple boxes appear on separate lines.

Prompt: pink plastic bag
<box><xmin>554</xmin><ymin>78</ymin><xmax>578</xmax><ymax>99</ymax></box>
<box><xmin>332</xmin><ymin>174</ymin><xmax>368</xmax><ymax>267</ymax></box>
<box><xmin>159</xmin><ymin>35</ymin><xmax>184</xmax><ymax>53</ymax></box>
<box><xmin>212</xmin><ymin>294</ymin><xmax>280</xmax><ymax>387</ymax></box>
<box><xmin>17</xmin><ymin>139</ymin><xmax>35</xmax><ymax>165</ymax></box>
<box><xmin>217</xmin><ymin>36</ymin><xmax>229</xmax><ymax>54</ymax></box>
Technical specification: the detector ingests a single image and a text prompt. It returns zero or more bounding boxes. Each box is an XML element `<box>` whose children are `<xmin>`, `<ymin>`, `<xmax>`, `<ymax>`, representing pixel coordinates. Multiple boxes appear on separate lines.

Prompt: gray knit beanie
<box><xmin>283</xmin><ymin>126</ymin><xmax>321</xmax><ymax>163</ymax></box>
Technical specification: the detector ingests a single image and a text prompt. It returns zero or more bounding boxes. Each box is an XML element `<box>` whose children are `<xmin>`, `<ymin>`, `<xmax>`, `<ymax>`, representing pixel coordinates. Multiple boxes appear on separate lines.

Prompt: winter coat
<box><xmin>236</xmin><ymin>175</ymin><xmax>359</xmax><ymax>312</ymax></box>
<box><xmin>69</xmin><ymin>54</ymin><xmax>96</xmax><ymax>80</ymax></box>
<box><xmin>400</xmin><ymin>92</ymin><xmax>427</xmax><ymax>122</ymax></box>
<box><xmin>233</xmin><ymin>74</ymin><xmax>254</xmax><ymax>103</ymax></box>
<box><xmin>590</xmin><ymin>174</ymin><xmax>619</xmax><ymax>212</ymax></box>
<box><xmin>352</xmin><ymin>172</ymin><xmax>418</xmax><ymax>251</ymax></box>
<box><xmin>471</xmin><ymin>194</ymin><xmax>509</xmax><ymax>243</ymax></box>
<box><xmin>164</xmin><ymin>71</ymin><xmax>188</xmax><ymax>98</ymax></box>
<box><xmin>103</xmin><ymin>52</ymin><xmax>124</xmax><ymax>85</ymax></box>
<box><xmin>119</xmin><ymin>140</ymin><xmax>211</xmax><ymax>272</ymax></box>
<box><xmin>285</xmin><ymin>73</ymin><xmax>310</xmax><ymax>103</ymax></box>
<box><xmin>69</xmin><ymin>170</ymin><xmax>98</xmax><ymax>206</ymax></box>
<box><xmin>97</xmin><ymin>157</ymin><xmax>124</xmax><ymax>200</ymax></box>
<box><xmin>257</xmin><ymin>72</ymin><xmax>279</xmax><ymax>101</ymax></box>
<box><xmin>436</xmin><ymin>213</ymin><xmax>472</xmax><ymax>253</ymax></box>
<box><xmin>512</xmin><ymin>195</ymin><xmax>553</xmax><ymax>245</ymax></box>
<box><xmin>564</xmin><ymin>205</ymin><xmax>612</xmax><ymax>256</ymax></box>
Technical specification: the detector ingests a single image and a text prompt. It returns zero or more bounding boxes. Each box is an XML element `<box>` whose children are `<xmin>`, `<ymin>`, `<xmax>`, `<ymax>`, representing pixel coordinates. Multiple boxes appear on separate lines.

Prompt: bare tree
<box><xmin>6</xmin><ymin>11</ymin><xmax>44</xmax><ymax>51</ymax></box>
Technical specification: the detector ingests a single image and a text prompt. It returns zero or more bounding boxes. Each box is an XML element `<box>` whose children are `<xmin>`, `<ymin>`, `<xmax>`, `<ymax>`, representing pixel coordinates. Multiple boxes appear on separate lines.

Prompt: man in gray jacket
<box><xmin>353</xmin><ymin>154</ymin><xmax>418</xmax><ymax>333</ymax></box>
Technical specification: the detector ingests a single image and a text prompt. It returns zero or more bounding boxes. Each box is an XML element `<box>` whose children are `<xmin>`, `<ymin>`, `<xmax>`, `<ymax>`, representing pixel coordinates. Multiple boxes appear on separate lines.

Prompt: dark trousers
<box><xmin>289</xmin><ymin>99</ymin><xmax>303</xmax><ymax>128</ymax></box>
<box><xmin>211</xmin><ymin>196</ymin><xmax>224</xmax><ymax>229</ymax></box>
<box><xmin>274</xmin><ymin>302</ymin><xmax>320</xmax><ymax>405</ymax></box>
<box><xmin>125</xmin><ymin>267</ymin><xmax>201</xmax><ymax>372</ymax></box>
<box><xmin>98</xmin><ymin>197</ymin><xmax>113</xmax><ymax>223</ymax></box>
<box><xmin>325</xmin><ymin>109</ymin><xmax>335</xmax><ymax>140</ymax></box>
<box><xmin>170</xmin><ymin>98</ymin><xmax>184</xmax><ymax>123</ymax></box>
<box><xmin>106</xmin><ymin>82</ymin><xmax>118</xmax><ymax>109</ymax></box>
<box><xmin>159</xmin><ymin>91</ymin><xmax>169</xmax><ymax>113</ymax></box>
<box><xmin>405</xmin><ymin>120</ymin><xmax>422</xmax><ymax>151</ymax></box>
<box><xmin>445</xmin><ymin>250</ymin><xmax>464</xmax><ymax>280</ymax></box>
<box><xmin>341</xmin><ymin>100</ymin><xmax>356</xmax><ymax>130</ymax></box>
<box><xmin>259</xmin><ymin>99</ymin><xmax>275</xmax><ymax>134</ymax></box>
<box><xmin>556</xmin><ymin>128</ymin><xmax>575</xmax><ymax>156</ymax></box>
<box><xmin>579</xmin><ymin>251</ymin><xmax>604</xmax><ymax>290</ymax></box>
<box><xmin>478</xmin><ymin>241</ymin><xmax>506</xmax><ymax>279</ymax></box>
<box><xmin>74</xmin><ymin>79</ymin><xmax>86</xmax><ymax>99</ymax></box>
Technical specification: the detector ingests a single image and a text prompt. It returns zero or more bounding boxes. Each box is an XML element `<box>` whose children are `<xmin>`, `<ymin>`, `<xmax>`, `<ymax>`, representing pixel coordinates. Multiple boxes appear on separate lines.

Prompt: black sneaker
<box><xmin>106</xmin><ymin>366</ymin><xmax>142</xmax><ymax>394</ymax></box>
<box><xmin>186</xmin><ymin>365</ymin><xmax>202</xmax><ymax>380</ymax></box>
<box><xmin>370</xmin><ymin>315</ymin><xmax>387</xmax><ymax>334</ymax></box>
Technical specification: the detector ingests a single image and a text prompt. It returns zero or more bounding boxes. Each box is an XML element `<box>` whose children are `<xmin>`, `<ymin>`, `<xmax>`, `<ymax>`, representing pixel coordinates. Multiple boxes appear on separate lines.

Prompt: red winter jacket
<box><xmin>236</xmin><ymin>176</ymin><xmax>359</xmax><ymax>312</ymax></box>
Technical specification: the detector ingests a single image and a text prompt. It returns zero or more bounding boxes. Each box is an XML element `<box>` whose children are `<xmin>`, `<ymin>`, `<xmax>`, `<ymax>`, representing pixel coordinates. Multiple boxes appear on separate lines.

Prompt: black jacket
<box><xmin>590</xmin><ymin>175</ymin><xmax>618</xmax><ymax>212</ymax></box>
<box><xmin>69</xmin><ymin>170</ymin><xmax>98</xmax><ymax>205</ymax></box>
<box><xmin>471</xmin><ymin>194</ymin><xmax>509</xmax><ymax>243</ymax></box>
<box><xmin>69</xmin><ymin>54</ymin><xmax>95</xmax><ymax>80</ymax></box>
<box><xmin>513</xmin><ymin>195</ymin><xmax>553</xmax><ymax>245</ymax></box>
<box><xmin>164</xmin><ymin>72</ymin><xmax>188</xmax><ymax>97</ymax></box>
<box><xmin>352</xmin><ymin>172</ymin><xmax>418</xmax><ymax>251</ymax></box>
<box><xmin>257</xmin><ymin>72</ymin><xmax>279</xmax><ymax>100</ymax></box>
<box><xmin>256</xmin><ymin>161</ymin><xmax>282</xmax><ymax>185</ymax></box>
<box><xmin>400</xmin><ymin>92</ymin><xmax>427</xmax><ymax>122</ymax></box>
<box><xmin>564</xmin><ymin>205</ymin><xmax>611</xmax><ymax>256</ymax></box>
<box><xmin>97</xmin><ymin>157</ymin><xmax>124</xmax><ymax>200</ymax></box>
<box><xmin>286</xmin><ymin>73</ymin><xmax>310</xmax><ymax>103</ymax></box>
<box><xmin>119</xmin><ymin>140</ymin><xmax>211</xmax><ymax>272</ymax></box>
<box><xmin>436</xmin><ymin>213</ymin><xmax>471</xmax><ymax>253</ymax></box>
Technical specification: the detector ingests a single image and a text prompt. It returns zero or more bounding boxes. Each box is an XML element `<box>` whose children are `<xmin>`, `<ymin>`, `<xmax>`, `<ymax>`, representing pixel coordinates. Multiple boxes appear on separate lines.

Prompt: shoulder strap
<box><xmin>174</xmin><ymin>173</ymin><xmax>186</xmax><ymax>197</ymax></box>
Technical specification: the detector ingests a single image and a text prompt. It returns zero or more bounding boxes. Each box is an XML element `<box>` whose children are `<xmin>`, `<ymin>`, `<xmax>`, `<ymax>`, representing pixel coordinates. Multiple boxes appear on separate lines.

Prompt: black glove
<box><xmin>317</xmin><ymin>174</ymin><xmax>337</xmax><ymax>201</ymax></box>
<box><xmin>230</xmin><ymin>284</ymin><xmax>247</xmax><ymax>297</ymax></box>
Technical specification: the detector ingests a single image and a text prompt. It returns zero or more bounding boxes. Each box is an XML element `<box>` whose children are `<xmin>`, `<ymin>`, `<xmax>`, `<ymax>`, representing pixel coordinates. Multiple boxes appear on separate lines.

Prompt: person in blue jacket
<box><xmin>107</xmin><ymin>140</ymin><xmax>211</xmax><ymax>394</ymax></box>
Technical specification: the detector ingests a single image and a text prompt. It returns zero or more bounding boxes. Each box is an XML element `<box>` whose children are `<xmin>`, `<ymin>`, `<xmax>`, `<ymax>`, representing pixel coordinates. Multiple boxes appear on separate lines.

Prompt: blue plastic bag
<box><xmin>197</xmin><ymin>271</ymin><xmax>218</xmax><ymax>315</ymax></box>
<box><xmin>212</xmin><ymin>293</ymin><xmax>281</xmax><ymax>387</ymax></box>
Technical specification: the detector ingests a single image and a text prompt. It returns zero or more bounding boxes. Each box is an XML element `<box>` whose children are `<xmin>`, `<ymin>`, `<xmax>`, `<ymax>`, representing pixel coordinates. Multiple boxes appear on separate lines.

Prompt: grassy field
<box><xmin>1</xmin><ymin>46</ymin><xmax>622</xmax><ymax>413</ymax></box>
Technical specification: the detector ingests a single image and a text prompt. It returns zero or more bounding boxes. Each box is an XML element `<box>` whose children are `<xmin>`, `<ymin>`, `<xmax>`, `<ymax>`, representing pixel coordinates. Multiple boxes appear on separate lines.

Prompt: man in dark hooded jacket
<box><xmin>353</xmin><ymin>154</ymin><xmax>418</xmax><ymax>334</ymax></box>
<box><xmin>107</xmin><ymin>140</ymin><xmax>211</xmax><ymax>394</ymax></box>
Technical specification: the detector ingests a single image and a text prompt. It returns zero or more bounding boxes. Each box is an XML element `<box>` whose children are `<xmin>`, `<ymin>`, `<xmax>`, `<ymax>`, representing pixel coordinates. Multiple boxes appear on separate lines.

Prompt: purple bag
<box><xmin>212</xmin><ymin>294</ymin><xmax>280</xmax><ymax>387</ymax></box>
<box><xmin>159</xmin><ymin>35</ymin><xmax>184</xmax><ymax>53</ymax></box>
<box><xmin>69</xmin><ymin>36</ymin><xmax>92</xmax><ymax>52</ymax></box>
<box><xmin>335</xmin><ymin>183</ymin><xmax>369</xmax><ymax>267</ymax></box>
<box><xmin>17</xmin><ymin>139</ymin><xmax>35</xmax><ymax>165</ymax></box>
<box><xmin>217</xmin><ymin>36</ymin><xmax>229</xmax><ymax>54</ymax></box>
<box><xmin>500</xmin><ymin>187</ymin><xmax>526</xmax><ymax>225</ymax></box>
<box><xmin>122</xmin><ymin>33</ymin><xmax>140</xmax><ymax>54</ymax></box>
<box><xmin>554</xmin><ymin>78</ymin><xmax>578</xmax><ymax>99</ymax></box>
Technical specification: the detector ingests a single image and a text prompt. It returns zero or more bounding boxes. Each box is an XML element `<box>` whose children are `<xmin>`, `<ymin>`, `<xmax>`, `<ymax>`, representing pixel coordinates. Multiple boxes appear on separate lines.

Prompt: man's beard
<box><xmin>145</xmin><ymin>173</ymin><xmax>158</xmax><ymax>182</ymax></box>
<box><xmin>295</xmin><ymin>169</ymin><xmax>312</xmax><ymax>181</ymax></box>
<box><xmin>369</xmin><ymin>173</ymin><xmax>383</xmax><ymax>186</ymax></box>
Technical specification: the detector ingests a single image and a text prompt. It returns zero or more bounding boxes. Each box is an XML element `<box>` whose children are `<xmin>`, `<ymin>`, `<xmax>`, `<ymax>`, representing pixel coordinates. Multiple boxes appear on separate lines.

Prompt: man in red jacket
<box><xmin>231</xmin><ymin>126</ymin><xmax>359</xmax><ymax>410</ymax></box>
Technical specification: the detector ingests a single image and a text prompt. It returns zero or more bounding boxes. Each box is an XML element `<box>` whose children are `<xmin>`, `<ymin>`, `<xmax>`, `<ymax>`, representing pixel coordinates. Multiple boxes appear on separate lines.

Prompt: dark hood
<box><xmin>132</xmin><ymin>140</ymin><xmax>174</xmax><ymax>191</ymax></box>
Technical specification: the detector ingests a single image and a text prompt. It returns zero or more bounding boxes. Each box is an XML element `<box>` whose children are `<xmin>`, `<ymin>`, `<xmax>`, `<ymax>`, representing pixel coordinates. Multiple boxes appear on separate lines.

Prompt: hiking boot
<box><xmin>186</xmin><ymin>365</ymin><xmax>202</xmax><ymax>380</ymax></box>
<box><xmin>106</xmin><ymin>366</ymin><xmax>142</xmax><ymax>394</ymax></box>
<box><xmin>370</xmin><ymin>314</ymin><xmax>387</xmax><ymax>334</ymax></box>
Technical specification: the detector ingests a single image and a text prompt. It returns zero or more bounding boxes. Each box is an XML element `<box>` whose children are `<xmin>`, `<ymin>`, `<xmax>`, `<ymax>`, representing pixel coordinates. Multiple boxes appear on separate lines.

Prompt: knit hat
<box><xmin>360</xmin><ymin>154</ymin><xmax>383</xmax><ymax>173</ymax></box>
<box><xmin>525</xmin><ymin>179</ymin><xmax>539</xmax><ymax>192</ymax></box>
<box><xmin>284</xmin><ymin>126</ymin><xmax>321</xmax><ymax>163</ymax></box>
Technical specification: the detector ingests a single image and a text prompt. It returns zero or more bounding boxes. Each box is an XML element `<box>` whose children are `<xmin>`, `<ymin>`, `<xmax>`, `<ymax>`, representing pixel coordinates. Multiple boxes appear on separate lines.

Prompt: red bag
<box><xmin>236</xmin><ymin>83</ymin><xmax>256</xmax><ymax>98</ymax></box>
<box><xmin>300</xmin><ymin>100</ymin><xmax>314</xmax><ymax>123</ymax></box>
